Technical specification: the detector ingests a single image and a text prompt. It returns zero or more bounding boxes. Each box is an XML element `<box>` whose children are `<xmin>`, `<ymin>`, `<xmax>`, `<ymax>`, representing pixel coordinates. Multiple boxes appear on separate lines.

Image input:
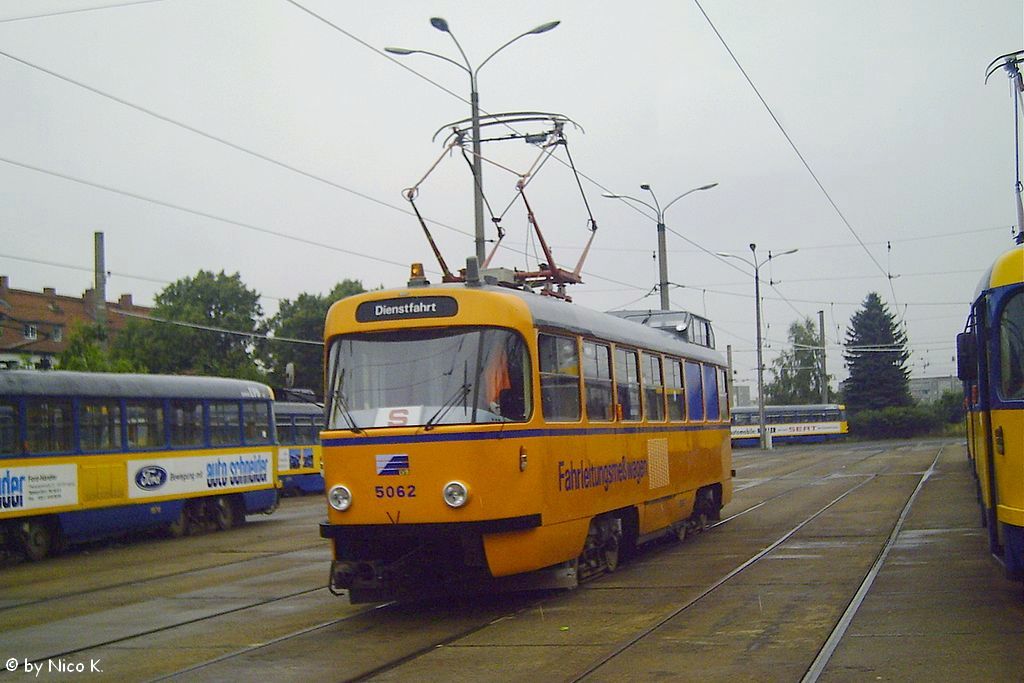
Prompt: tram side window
<box><xmin>733</xmin><ymin>411</ymin><xmax>754</xmax><ymax>426</ymax></box>
<box><xmin>538</xmin><ymin>333</ymin><xmax>581</xmax><ymax>422</ymax></box>
<box><xmin>210</xmin><ymin>401</ymin><xmax>242</xmax><ymax>446</ymax></box>
<box><xmin>666</xmin><ymin>359</ymin><xmax>685</xmax><ymax>421</ymax></box>
<box><xmin>80</xmin><ymin>400</ymin><xmax>122</xmax><ymax>452</ymax></box>
<box><xmin>616</xmin><ymin>347</ymin><xmax>642</xmax><ymax>422</ymax></box>
<box><xmin>243</xmin><ymin>402</ymin><xmax>271</xmax><ymax>445</ymax></box>
<box><xmin>717</xmin><ymin>367</ymin><xmax>729</xmax><ymax>420</ymax></box>
<box><xmin>277</xmin><ymin>418</ymin><xmax>296</xmax><ymax>445</ymax></box>
<box><xmin>642</xmin><ymin>353</ymin><xmax>665</xmax><ymax>422</ymax></box>
<box><xmin>26</xmin><ymin>400</ymin><xmax>73</xmax><ymax>453</ymax></box>
<box><xmin>685</xmin><ymin>361</ymin><xmax>704</xmax><ymax>421</ymax></box>
<box><xmin>127</xmin><ymin>400</ymin><xmax>164</xmax><ymax>450</ymax></box>
<box><xmin>170</xmin><ymin>400</ymin><xmax>203</xmax><ymax>447</ymax></box>
<box><xmin>583</xmin><ymin>341</ymin><xmax>614</xmax><ymax>421</ymax></box>
<box><xmin>1</xmin><ymin>401</ymin><xmax>19</xmax><ymax>455</ymax></box>
<box><xmin>295</xmin><ymin>416</ymin><xmax>317</xmax><ymax>443</ymax></box>
<box><xmin>702</xmin><ymin>365</ymin><xmax>720</xmax><ymax>420</ymax></box>
<box><xmin>999</xmin><ymin>291</ymin><xmax>1024</xmax><ymax>400</ymax></box>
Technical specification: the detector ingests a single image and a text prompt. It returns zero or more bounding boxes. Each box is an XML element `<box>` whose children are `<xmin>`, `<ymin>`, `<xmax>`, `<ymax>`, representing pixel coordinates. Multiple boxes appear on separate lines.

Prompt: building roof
<box><xmin>0</xmin><ymin>275</ymin><xmax>151</xmax><ymax>356</ymax></box>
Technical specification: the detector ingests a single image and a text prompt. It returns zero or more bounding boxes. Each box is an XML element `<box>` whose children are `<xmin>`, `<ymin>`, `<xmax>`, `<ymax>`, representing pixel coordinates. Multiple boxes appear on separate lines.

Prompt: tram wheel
<box><xmin>166</xmin><ymin>506</ymin><xmax>188</xmax><ymax>538</ymax></box>
<box><xmin>185</xmin><ymin>499</ymin><xmax>208</xmax><ymax>535</ymax></box>
<box><xmin>603</xmin><ymin>534</ymin><xmax>620</xmax><ymax>573</ymax></box>
<box><xmin>18</xmin><ymin>518</ymin><xmax>54</xmax><ymax>561</ymax></box>
<box><xmin>213</xmin><ymin>497</ymin><xmax>235</xmax><ymax>531</ymax></box>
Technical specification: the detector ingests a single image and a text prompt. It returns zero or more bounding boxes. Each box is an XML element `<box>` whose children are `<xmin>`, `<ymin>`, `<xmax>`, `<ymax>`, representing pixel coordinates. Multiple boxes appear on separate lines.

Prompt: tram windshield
<box><xmin>999</xmin><ymin>289</ymin><xmax>1024</xmax><ymax>400</ymax></box>
<box><xmin>326</xmin><ymin>327</ymin><xmax>531</xmax><ymax>429</ymax></box>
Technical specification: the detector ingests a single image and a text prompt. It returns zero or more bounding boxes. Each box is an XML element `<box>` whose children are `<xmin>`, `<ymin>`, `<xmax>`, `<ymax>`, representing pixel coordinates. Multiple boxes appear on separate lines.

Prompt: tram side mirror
<box><xmin>956</xmin><ymin>332</ymin><xmax>977</xmax><ymax>382</ymax></box>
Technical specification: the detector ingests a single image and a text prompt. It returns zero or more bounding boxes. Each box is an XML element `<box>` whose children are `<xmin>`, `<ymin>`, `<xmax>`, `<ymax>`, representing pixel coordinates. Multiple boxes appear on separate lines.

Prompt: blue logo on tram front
<box><xmin>375</xmin><ymin>454</ymin><xmax>409</xmax><ymax>476</ymax></box>
<box><xmin>135</xmin><ymin>466</ymin><xmax>168</xmax><ymax>490</ymax></box>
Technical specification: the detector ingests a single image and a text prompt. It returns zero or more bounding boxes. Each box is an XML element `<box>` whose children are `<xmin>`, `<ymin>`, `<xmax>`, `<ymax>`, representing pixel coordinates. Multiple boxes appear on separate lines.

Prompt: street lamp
<box><xmin>602</xmin><ymin>183</ymin><xmax>718</xmax><ymax>310</ymax></box>
<box><xmin>716</xmin><ymin>244</ymin><xmax>798</xmax><ymax>450</ymax></box>
<box><xmin>386</xmin><ymin>18</ymin><xmax>560</xmax><ymax>264</ymax></box>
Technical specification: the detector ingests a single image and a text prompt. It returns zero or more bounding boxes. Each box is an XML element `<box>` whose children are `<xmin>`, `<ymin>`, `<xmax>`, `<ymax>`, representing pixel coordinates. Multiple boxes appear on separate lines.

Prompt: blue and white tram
<box><xmin>0</xmin><ymin>371</ymin><xmax>280</xmax><ymax>560</ymax></box>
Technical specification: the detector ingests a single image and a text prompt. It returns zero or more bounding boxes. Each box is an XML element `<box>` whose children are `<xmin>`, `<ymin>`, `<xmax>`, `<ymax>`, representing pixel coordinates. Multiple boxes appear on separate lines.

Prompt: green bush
<box><xmin>849</xmin><ymin>405</ymin><xmax>943</xmax><ymax>439</ymax></box>
<box><xmin>931</xmin><ymin>389</ymin><xmax>966</xmax><ymax>424</ymax></box>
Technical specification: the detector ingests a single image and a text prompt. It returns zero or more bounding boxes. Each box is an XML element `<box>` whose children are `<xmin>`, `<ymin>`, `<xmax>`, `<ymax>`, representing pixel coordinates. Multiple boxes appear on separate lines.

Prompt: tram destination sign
<box><xmin>356</xmin><ymin>296</ymin><xmax>459</xmax><ymax>323</ymax></box>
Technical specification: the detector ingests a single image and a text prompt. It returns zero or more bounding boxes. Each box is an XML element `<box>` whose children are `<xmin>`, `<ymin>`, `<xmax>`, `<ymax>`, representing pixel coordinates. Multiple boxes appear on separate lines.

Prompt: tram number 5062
<box><xmin>375</xmin><ymin>485</ymin><xmax>416</xmax><ymax>498</ymax></box>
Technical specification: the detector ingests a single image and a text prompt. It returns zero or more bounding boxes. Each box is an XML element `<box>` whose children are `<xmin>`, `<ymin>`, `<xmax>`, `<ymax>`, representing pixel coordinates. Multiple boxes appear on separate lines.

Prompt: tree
<box><xmin>765</xmin><ymin>317</ymin><xmax>830</xmax><ymax>404</ymax></box>
<box><xmin>58</xmin><ymin>323</ymin><xmax>144</xmax><ymax>373</ymax></box>
<box><xmin>843</xmin><ymin>292</ymin><xmax>912</xmax><ymax>411</ymax></box>
<box><xmin>114</xmin><ymin>270</ymin><xmax>263</xmax><ymax>379</ymax></box>
<box><xmin>261</xmin><ymin>280</ymin><xmax>365</xmax><ymax>391</ymax></box>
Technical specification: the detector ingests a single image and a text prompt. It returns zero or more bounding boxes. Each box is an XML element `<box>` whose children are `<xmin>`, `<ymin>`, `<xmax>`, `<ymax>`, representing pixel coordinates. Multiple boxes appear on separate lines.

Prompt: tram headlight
<box><xmin>442</xmin><ymin>481</ymin><xmax>469</xmax><ymax>508</ymax></box>
<box><xmin>328</xmin><ymin>485</ymin><xmax>352</xmax><ymax>511</ymax></box>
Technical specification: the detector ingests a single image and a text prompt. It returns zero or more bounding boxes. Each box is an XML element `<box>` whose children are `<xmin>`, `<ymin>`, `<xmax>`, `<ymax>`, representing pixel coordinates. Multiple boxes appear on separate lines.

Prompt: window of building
<box><xmin>80</xmin><ymin>400</ymin><xmax>123</xmax><ymax>452</ymax></box>
<box><xmin>169</xmin><ymin>400</ymin><xmax>203</xmax><ymax>447</ymax></box>
<box><xmin>243</xmin><ymin>402</ymin><xmax>271</xmax><ymax>444</ymax></box>
<box><xmin>52</xmin><ymin>326</ymin><xmax>63</xmax><ymax>342</ymax></box>
<box><xmin>126</xmin><ymin>401</ymin><xmax>164</xmax><ymax>449</ymax></box>
<box><xmin>642</xmin><ymin>353</ymin><xmax>666</xmax><ymax>422</ymax></box>
<box><xmin>615</xmin><ymin>347</ymin><xmax>641</xmax><ymax>421</ymax></box>
<box><xmin>538</xmin><ymin>333</ymin><xmax>581</xmax><ymax>421</ymax></box>
<box><xmin>582</xmin><ymin>341</ymin><xmax>614</xmax><ymax>421</ymax></box>
<box><xmin>23</xmin><ymin>324</ymin><xmax>37</xmax><ymax>341</ymax></box>
<box><xmin>209</xmin><ymin>401</ymin><xmax>241</xmax><ymax>445</ymax></box>
<box><xmin>685</xmin><ymin>361</ymin><xmax>704</xmax><ymax>421</ymax></box>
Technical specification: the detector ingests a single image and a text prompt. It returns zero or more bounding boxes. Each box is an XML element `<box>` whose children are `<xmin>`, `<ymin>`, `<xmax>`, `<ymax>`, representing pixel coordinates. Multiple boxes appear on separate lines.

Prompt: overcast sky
<box><xmin>1</xmin><ymin>0</ymin><xmax>1021</xmax><ymax>391</ymax></box>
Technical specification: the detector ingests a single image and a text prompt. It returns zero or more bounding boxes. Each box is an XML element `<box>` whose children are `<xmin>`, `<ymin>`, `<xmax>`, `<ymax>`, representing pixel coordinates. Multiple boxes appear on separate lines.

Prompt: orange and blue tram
<box><xmin>319</xmin><ymin>267</ymin><xmax>733</xmax><ymax>603</ymax></box>
<box><xmin>959</xmin><ymin>243</ymin><xmax>1024</xmax><ymax>581</ymax></box>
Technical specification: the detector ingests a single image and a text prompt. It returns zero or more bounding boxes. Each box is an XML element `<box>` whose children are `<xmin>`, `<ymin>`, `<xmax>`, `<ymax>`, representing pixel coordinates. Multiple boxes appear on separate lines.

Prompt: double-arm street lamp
<box><xmin>716</xmin><ymin>244</ymin><xmax>798</xmax><ymax>449</ymax></box>
<box><xmin>601</xmin><ymin>183</ymin><xmax>718</xmax><ymax>310</ymax></box>
<box><xmin>386</xmin><ymin>17</ymin><xmax>560</xmax><ymax>264</ymax></box>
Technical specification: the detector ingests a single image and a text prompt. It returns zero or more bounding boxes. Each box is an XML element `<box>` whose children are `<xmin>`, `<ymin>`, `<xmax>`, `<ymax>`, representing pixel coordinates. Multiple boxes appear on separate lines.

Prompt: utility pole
<box><xmin>818</xmin><ymin>309</ymin><xmax>828</xmax><ymax>403</ymax></box>
<box><xmin>726</xmin><ymin>344</ymin><xmax>734</xmax><ymax>409</ymax></box>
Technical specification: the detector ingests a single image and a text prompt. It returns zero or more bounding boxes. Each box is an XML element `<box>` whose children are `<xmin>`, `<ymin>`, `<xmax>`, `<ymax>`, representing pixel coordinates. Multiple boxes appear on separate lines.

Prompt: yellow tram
<box><xmin>959</xmin><ymin>243</ymin><xmax>1024</xmax><ymax>580</ymax></box>
<box><xmin>319</xmin><ymin>265</ymin><xmax>733</xmax><ymax>603</ymax></box>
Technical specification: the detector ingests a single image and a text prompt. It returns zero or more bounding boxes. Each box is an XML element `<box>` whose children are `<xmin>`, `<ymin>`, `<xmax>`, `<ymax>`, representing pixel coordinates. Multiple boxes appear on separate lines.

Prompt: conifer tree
<box><xmin>843</xmin><ymin>292</ymin><xmax>912</xmax><ymax>411</ymax></box>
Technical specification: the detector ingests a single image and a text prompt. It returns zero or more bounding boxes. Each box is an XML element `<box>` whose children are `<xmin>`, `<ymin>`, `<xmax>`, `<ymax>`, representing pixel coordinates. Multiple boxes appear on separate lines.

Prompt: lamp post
<box><xmin>716</xmin><ymin>244</ymin><xmax>798</xmax><ymax>449</ymax></box>
<box><xmin>386</xmin><ymin>18</ymin><xmax>560</xmax><ymax>264</ymax></box>
<box><xmin>601</xmin><ymin>182</ymin><xmax>718</xmax><ymax>310</ymax></box>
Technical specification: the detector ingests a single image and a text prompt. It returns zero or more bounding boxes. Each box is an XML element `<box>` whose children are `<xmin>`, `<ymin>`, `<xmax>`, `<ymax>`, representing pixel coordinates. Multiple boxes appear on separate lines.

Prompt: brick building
<box><xmin>0</xmin><ymin>275</ymin><xmax>152</xmax><ymax>369</ymax></box>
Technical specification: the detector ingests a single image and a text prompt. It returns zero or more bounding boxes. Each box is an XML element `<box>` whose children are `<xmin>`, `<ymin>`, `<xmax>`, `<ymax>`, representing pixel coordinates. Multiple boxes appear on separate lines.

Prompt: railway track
<box><xmin>0</xmin><ymin>442</ymin><xmax>966</xmax><ymax>681</ymax></box>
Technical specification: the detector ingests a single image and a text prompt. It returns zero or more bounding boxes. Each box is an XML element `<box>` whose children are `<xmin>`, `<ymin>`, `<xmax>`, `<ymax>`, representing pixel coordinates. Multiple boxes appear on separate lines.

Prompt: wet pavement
<box><xmin>1</xmin><ymin>439</ymin><xmax>1021</xmax><ymax>682</ymax></box>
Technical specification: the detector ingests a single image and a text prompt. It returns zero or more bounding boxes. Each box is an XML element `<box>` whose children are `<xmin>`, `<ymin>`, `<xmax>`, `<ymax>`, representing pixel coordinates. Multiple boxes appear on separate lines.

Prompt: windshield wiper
<box><xmin>329</xmin><ymin>383</ymin><xmax>364</xmax><ymax>434</ymax></box>
<box><xmin>423</xmin><ymin>382</ymin><xmax>472</xmax><ymax>431</ymax></box>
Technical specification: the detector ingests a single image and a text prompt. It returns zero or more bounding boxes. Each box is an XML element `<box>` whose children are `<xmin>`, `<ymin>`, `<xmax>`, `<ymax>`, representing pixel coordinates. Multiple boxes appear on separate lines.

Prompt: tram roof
<box><xmin>731</xmin><ymin>404</ymin><xmax>845</xmax><ymax>414</ymax></box>
<box><xmin>273</xmin><ymin>401</ymin><xmax>325</xmax><ymax>417</ymax></box>
<box><xmin>398</xmin><ymin>284</ymin><xmax>726</xmax><ymax>365</ymax></box>
<box><xmin>0</xmin><ymin>370</ymin><xmax>274</xmax><ymax>401</ymax></box>
<box><xmin>974</xmin><ymin>244</ymin><xmax>1024</xmax><ymax>301</ymax></box>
